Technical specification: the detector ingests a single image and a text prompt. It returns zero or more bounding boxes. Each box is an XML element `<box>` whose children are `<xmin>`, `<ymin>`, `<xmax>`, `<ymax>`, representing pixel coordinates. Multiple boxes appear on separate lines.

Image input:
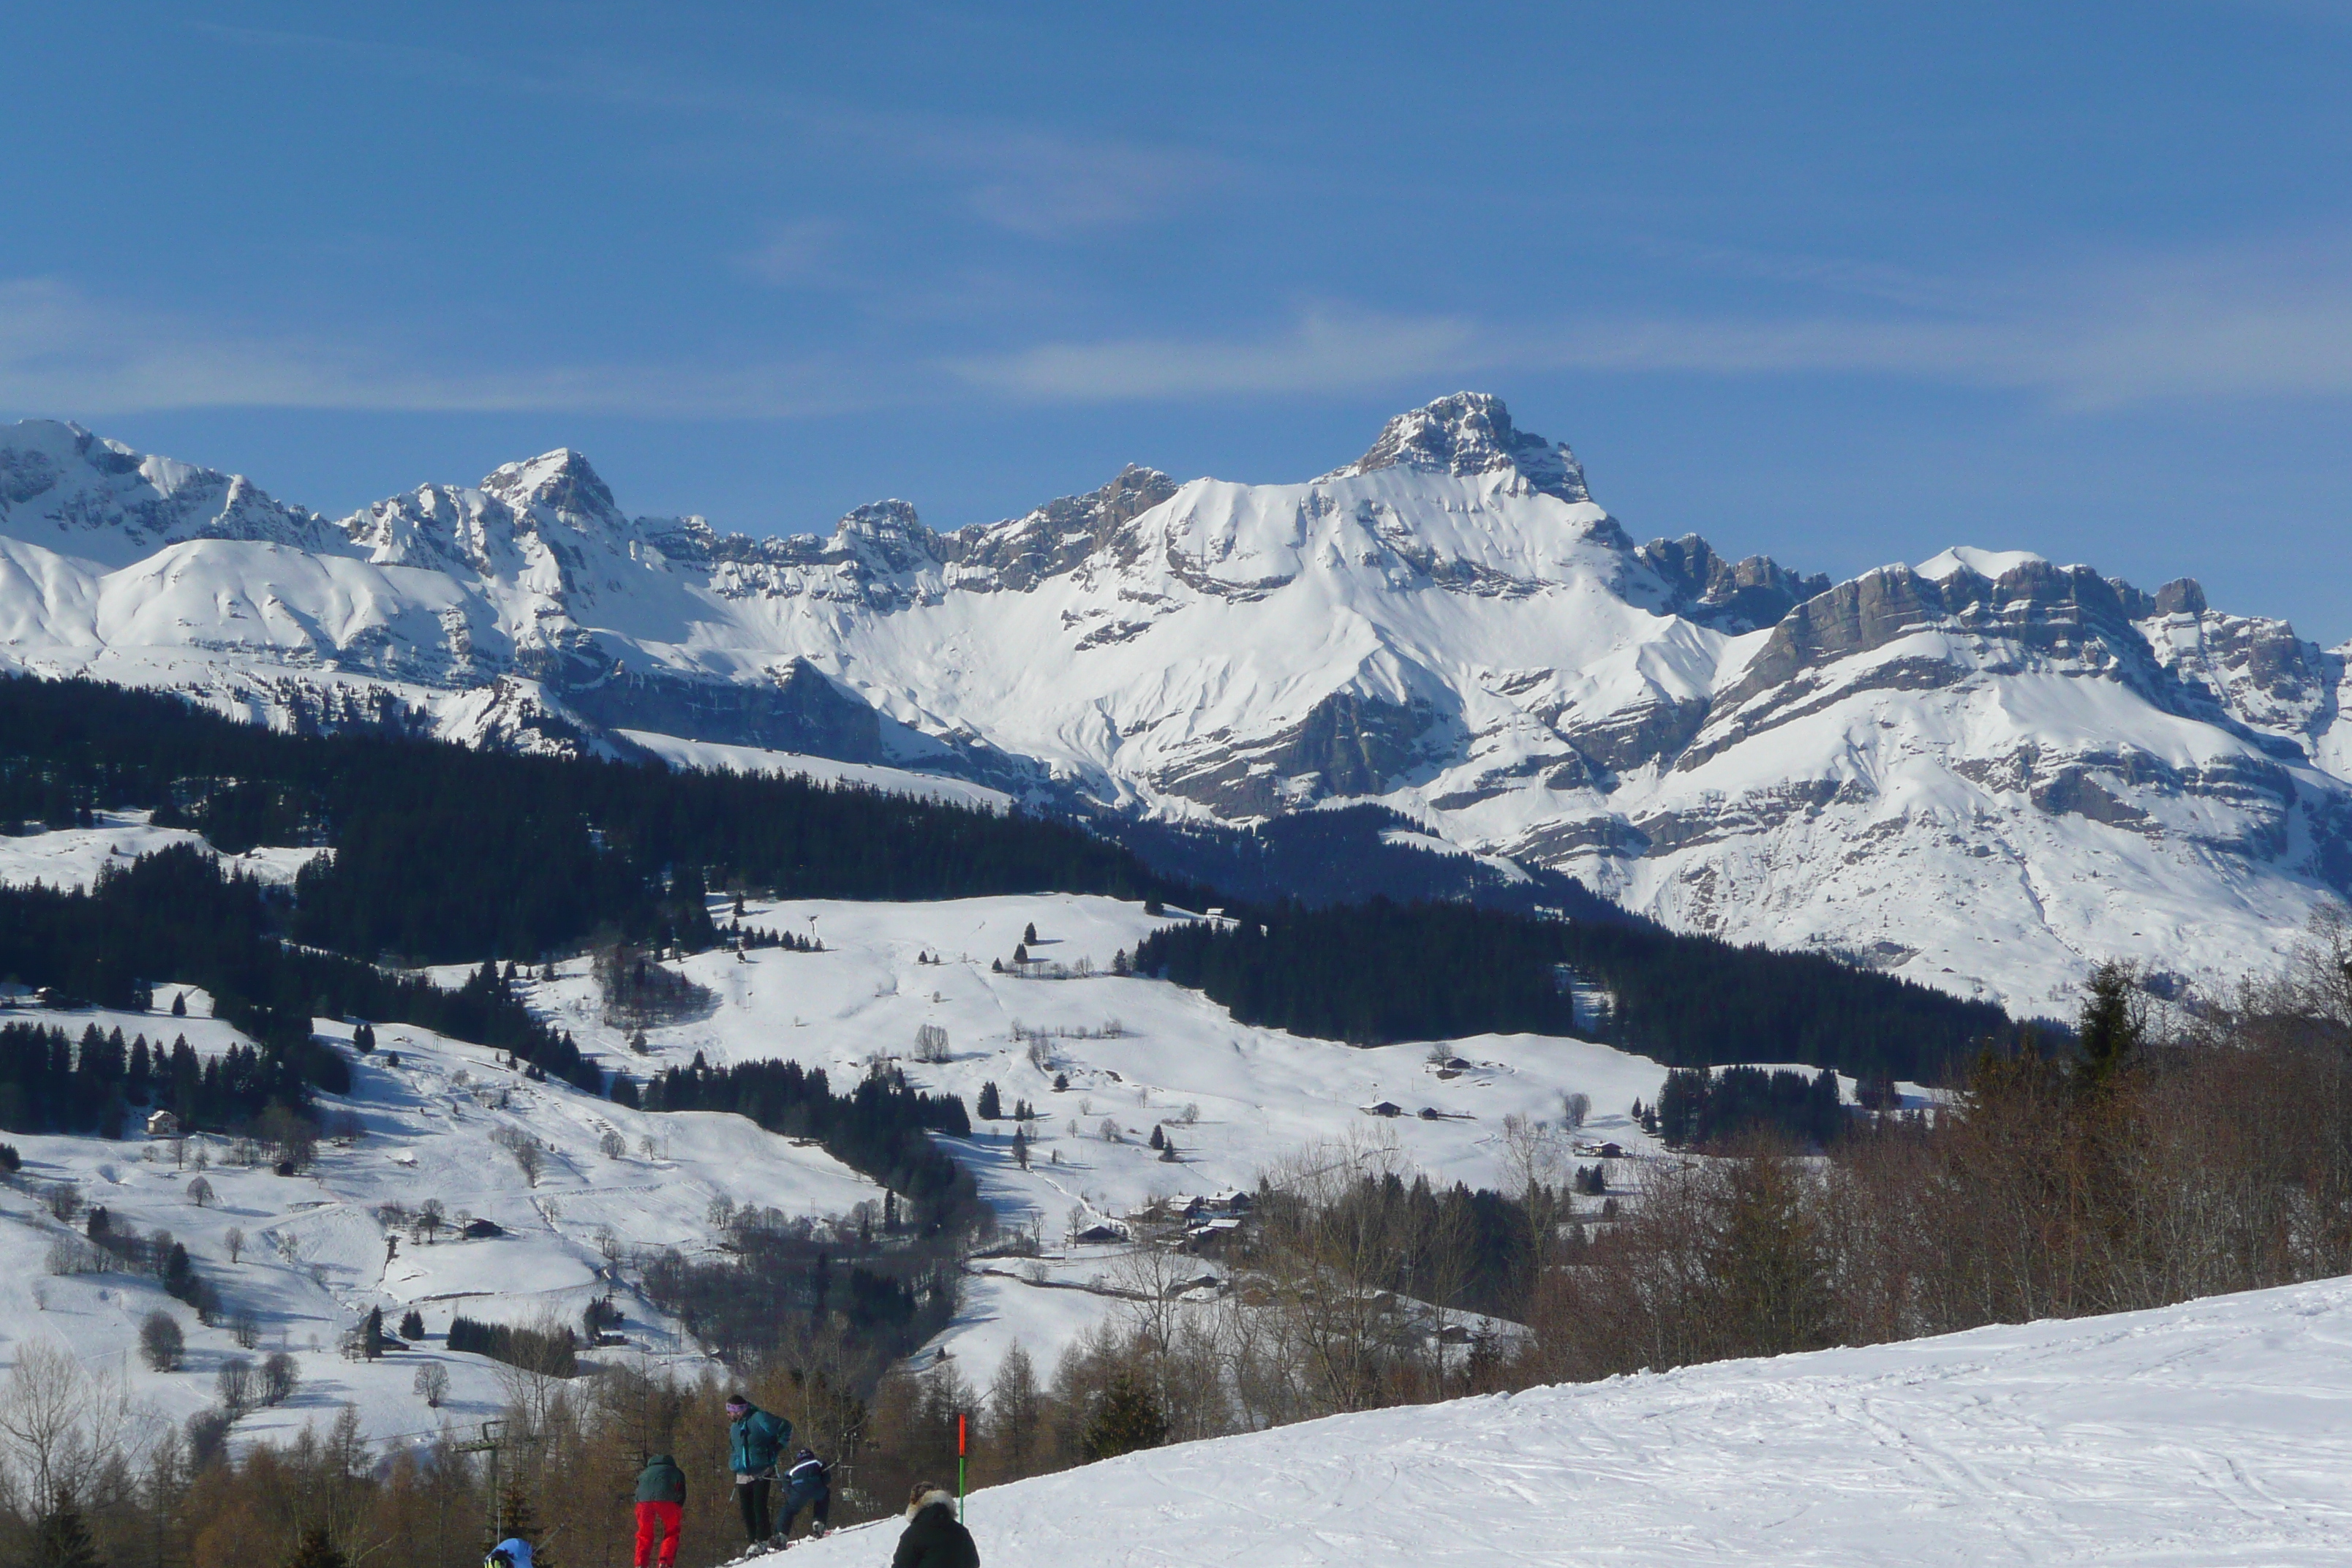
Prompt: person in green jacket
<box><xmin>633</xmin><ymin>1453</ymin><xmax>686</xmax><ymax>1568</ymax></box>
<box><xmin>723</xmin><ymin>1393</ymin><xmax>793</xmax><ymax>1545</ymax></box>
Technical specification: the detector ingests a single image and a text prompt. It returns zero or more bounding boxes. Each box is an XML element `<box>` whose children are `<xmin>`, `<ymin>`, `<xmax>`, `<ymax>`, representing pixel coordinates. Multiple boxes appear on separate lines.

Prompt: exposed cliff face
<box><xmin>1</xmin><ymin>399</ymin><xmax>2345</xmax><ymax>1014</ymax></box>
<box><xmin>1633</xmin><ymin>535</ymin><xmax>1833</xmax><ymax>635</ymax></box>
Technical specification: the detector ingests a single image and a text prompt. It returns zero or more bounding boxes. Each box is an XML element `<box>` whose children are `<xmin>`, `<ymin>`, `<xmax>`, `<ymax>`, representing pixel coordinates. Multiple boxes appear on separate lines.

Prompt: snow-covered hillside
<box><xmin>528</xmin><ymin>888</ymin><xmax>1692</xmax><ymax>1389</ymax></box>
<box><xmin>0</xmin><ymin>812</ymin><xmax>1695</xmax><ymax>1438</ymax></box>
<box><xmin>799</xmin><ymin>1274</ymin><xmax>2352</xmax><ymax>1567</ymax></box>
<box><xmin>0</xmin><ymin>980</ymin><xmax>881</xmax><ymax>1455</ymax></box>
<box><xmin>5</xmin><ymin>399</ymin><xmax>2348</xmax><ymax>1010</ymax></box>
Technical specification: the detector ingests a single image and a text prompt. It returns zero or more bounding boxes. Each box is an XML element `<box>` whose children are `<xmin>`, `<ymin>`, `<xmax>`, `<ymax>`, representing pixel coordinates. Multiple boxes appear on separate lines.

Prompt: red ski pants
<box><xmin>634</xmin><ymin>1501</ymin><xmax>682</xmax><ymax>1567</ymax></box>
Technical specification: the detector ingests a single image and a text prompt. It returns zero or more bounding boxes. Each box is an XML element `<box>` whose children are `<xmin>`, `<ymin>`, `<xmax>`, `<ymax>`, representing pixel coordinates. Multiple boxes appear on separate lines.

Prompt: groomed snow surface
<box><xmin>802</xmin><ymin>1276</ymin><xmax>2352</xmax><ymax>1567</ymax></box>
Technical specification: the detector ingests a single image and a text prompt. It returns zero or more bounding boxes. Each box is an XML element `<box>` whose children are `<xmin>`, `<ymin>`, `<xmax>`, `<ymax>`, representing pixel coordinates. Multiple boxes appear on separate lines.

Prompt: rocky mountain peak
<box><xmin>1334</xmin><ymin>393</ymin><xmax>1592</xmax><ymax>502</ymax></box>
<box><xmin>480</xmin><ymin>448</ymin><xmax>621</xmax><ymax>526</ymax></box>
<box><xmin>1635</xmin><ymin>535</ymin><xmax>1832</xmax><ymax>634</ymax></box>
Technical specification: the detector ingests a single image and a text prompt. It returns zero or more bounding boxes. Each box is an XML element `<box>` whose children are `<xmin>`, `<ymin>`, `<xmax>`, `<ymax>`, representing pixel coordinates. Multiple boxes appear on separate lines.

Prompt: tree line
<box><xmin>1131</xmin><ymin>898</ymin><xmax>2019</xmax><ymax>1081</ymax></box>
<box><xmin>634</xmin><ymin>1056</ymin><xmax>976</xmax><ymax>1230</ymax></box>
<box><xmin>0</xmin><ymin>845</ymin><xmax>595</xmax><ymax>1096</ymax></box>
<box><xmin>0</xmin><ymin>1021</ymin><xmax>280</xmax><ymax>1137</ymax></box>
<box><xmin>0</xmin><ymin>673</ymin><xmax>1206</xmax><ymax>965</ymax></box>
<box><xmin>1651</xmin><ymin>1063</ymin><xmax>1847</xmax><ymax>1149</ymax></box>
<box><xmin>1527</xmin><ymin>917</ymin><xmax>2352</xmax><ymax>1377</ymax></box>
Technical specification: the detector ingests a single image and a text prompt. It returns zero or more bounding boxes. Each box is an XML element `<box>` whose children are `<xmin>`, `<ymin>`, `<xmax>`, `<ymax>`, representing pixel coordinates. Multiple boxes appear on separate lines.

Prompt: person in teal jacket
<box><xmin>724</xmin><ymin>1392</ymin><xmax>793</xmax><ymax>1545</ymax></box>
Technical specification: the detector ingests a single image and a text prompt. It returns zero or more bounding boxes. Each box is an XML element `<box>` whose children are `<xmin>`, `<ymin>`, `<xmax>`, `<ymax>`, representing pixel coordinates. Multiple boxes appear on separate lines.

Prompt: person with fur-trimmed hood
<box><xmin>892</xmin><ymin>1481</ymin><xmax>978</xmax><ymax>1568</ymax></box>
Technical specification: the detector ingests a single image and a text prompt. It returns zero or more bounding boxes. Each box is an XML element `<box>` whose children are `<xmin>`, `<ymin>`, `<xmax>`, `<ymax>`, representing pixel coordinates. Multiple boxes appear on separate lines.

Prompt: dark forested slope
<box><xmin>1131</xmin><ymin>902</ymin><xmax>2016</xmax><ymax>1082</ymax></box>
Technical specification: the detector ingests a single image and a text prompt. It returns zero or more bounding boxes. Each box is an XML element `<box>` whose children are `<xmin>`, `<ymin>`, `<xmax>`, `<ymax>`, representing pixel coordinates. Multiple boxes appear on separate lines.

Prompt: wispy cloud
<box><xmin>952</xmin><ymin>309</ymin><xmax>1483</xmax><ymax>399</ymax></box>
<box><xmin>732</xmin><ymin>219</ymin><xmax>859</xmax><ymax>288</ymax></box>
<box><xmin>0</xmin><ymin>278</ymin><xmax>889</xmax><ymax>420</ymax></box>
<box><xmin>950</xmin><ymin>238</ymin><xmax>2352</xmax><ymax>408</ymax></box>
<box><xmin>191</xmin><ymin>21</ymin><xmax>1228</xmax><ymax>242</ymax></box>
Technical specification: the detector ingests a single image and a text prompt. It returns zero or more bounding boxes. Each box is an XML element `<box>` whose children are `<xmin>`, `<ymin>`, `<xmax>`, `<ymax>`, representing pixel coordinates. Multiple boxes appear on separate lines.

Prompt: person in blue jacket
<box><xmin>779</xmin><ymin>1447</ymin><xmax>832</xmax><ymax>1540</ymax></box>
<box><xmin>486</xmin><ymin>1538</ymin><xmax>535</xmax><ymax>1568</ymax></box>
<box><xmin>724</xmin><ymin>1392</ymin><xmax>793</xmax><ymax>1545</ymax></box>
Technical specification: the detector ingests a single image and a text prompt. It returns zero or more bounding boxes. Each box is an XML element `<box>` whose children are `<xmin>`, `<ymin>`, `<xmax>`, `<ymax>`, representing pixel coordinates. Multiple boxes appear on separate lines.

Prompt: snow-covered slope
<box><xmin>799</xmin><ymin>1275</ymin><xmax>2352</xmax><ymax>1567</ymax></box>
<box><xmin>0</xmin><ymin>986</ymin><xmax>880</xmax><ymax>1457</ymax></box>
<box><xmin>5</xmin><ymin>399</ymin><xmax>2348</xmax><ymax>1010</ymax></box>
<box><xmin>0</xmin><ymin>826</ymin><xmax>1692</xmax><ymax>1441</ymax></box>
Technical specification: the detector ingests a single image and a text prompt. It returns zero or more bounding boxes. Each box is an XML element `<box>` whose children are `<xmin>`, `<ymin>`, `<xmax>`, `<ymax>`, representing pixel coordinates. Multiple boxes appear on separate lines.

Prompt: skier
<box><xmin>724</xmin><ymin>1392</ymin><xmax>793</xmax><ymax>1547</ymax></box>
<box><xmin>891</xmin><ymin>1480</ymin><xmax>979</xmax><ymax>1568</ymax></box>
<box><xmin>486</xmin><ymin>1538</ymin><xmax>535</xmax><ymax>1568</ymax></box>
<box><xmin>777</xmin><ymin>1447</ymin><xmax>832</xmax><ymax>1540</ymax></box>
<box><xmin>633</xmin><ymin>1451</ymin><xmax>687</xmax><ymax>1568</ymax></box>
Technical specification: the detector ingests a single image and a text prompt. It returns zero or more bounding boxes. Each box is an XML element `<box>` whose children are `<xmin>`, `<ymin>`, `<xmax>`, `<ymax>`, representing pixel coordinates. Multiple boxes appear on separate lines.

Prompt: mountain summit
<box><xmin>1333</xmin><ymin>392</ymin><xmax>1592</xmax><ymax>502</ymax></box>
<box><xmin>0</xmin><ymin>404</ymin><xmax>2345</xmax><ymax>1011</ymax></box>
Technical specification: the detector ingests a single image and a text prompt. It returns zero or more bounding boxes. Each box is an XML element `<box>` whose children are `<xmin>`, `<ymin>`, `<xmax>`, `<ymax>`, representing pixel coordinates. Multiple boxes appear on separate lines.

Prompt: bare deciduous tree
<box><xmin>491</xmin><ymin>1127</ymin><xmax>544</xmax><ymax>1186</ymax></box>
<box><xmin>0</xmin><ymin>1342</ymin><xmax>129</xmax><ymax>1505</ymax></box>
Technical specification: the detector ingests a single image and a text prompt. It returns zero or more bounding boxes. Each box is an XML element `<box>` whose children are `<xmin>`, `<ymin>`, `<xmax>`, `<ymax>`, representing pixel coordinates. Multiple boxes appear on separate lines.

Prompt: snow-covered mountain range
<box><xmin>4</xmin><ymin>396</ymin><xmax>2347</xmax><ymax>1013</ymax></box>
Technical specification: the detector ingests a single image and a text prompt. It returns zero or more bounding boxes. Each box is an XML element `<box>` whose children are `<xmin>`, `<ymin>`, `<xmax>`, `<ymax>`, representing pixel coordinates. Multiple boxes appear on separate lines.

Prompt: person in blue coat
<box><xmin>779</xmin><ymin>1447</ymin><xmax>832</xmax><ymax>1539</ymax></box>
<box><xmin>486</xmin><ymin>1538</ymin><xmax>535</xmax><ymax>1568</ymax></box>
<box><xmin>724</xmin><ymin>1392</ymin><xmax>793</xmax><ymax>1545</ymax></box>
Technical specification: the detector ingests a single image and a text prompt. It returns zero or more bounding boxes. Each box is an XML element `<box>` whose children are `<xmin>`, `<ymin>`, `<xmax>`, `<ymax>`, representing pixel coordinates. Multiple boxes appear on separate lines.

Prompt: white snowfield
<box><xmin>800</xmin><ymin>1275</ymin><xmax>2352</xmax><ymax>1567</ymax></box>
<box><xmin>4</xmin><ymin>396</ymin><xmax>2347</xmax><ymax>1013</ymax></box>
<box><xmin>0</xmin><ymin>813</ymin><xmax>325</xmax><ymax>892</ymax></box>
<box><xmin>0</xmin><ymin>993</ymin><xmax>878</xmax><ymax>1452</ymax></box>
<box><xmin>0</xmin><ymin>815</ymin><xmax>1933</xmax><ymax>1413</ymax></box>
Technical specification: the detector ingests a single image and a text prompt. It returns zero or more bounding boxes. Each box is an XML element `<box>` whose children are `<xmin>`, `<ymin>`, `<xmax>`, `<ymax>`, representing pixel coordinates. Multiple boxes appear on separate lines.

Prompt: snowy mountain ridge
<box><xmin>2</xmin><ymin>393</ymin><xmax>2348</xmax><ymax>1012</ymax></box>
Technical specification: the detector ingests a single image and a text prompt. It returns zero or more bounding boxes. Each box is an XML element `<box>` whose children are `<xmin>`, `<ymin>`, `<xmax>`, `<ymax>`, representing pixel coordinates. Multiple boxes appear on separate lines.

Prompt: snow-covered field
<box><xmin>802</xmin><ymin>1275</ymin><xmax>2352</xmax><ymax>1567</ymax></box>
<box><xmin>0</xmin><ymin>811</ymin><xmax>324</xmax><ymax>891</ymax></box>
<box><xmin>0</xmin><ymin>818</ymin><xmax>1933</xmax><ymax>1438</ymax></box>
<box><xmin>551</xmin><ymin>892</ymin><xmax>1667</xmax><ymax>1213</ymax></box>
<box><xmin>0</xmin><ymin>992</ymin><xmax>878</xmax><ymax>1454</ymax></box>
<box><xmin>614</xmin><ymin>730</ymin><xmax>1014</xmax><ymax>812</ymax></box>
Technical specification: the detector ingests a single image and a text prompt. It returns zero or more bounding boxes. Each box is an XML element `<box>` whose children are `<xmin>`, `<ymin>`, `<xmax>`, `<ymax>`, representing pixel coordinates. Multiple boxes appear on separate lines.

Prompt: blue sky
<box><xmin>5</xmin><ymin>2</ymin><xmax>2351</xmax><ymax>636</ymax></box>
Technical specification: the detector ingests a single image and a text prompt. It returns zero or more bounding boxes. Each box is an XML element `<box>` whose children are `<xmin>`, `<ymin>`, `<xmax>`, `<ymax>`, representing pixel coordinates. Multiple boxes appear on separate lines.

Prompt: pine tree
<box><xmin>2073</xmin><ymin>960</ymin><xmax>2143</xmax><ymax>1097</ymax></box>
<box><xmin>1081</xmin><ymin>1372</ymin><xmax>1168</xmax><ymax>1461</ymax></box>
<box><xmin>1011</xmin><ymin>1128</ymin><xmax>1029</xmax><ymax>1169</ymax></box>
<box><xmin>495</xmin><ymin>1477</ymin><xmax>546</xmax><ymax>1567</ymax></box>
<box><xmin>1147</xmin><ymin>1124</ymin><xmax>1166</xmax><ymax>1150</ymax></box>
<box><xmin>976</xmin><ymin>1081</ymin><xmax>1002</xmax><ymax>1120</ymax></box>
<box><xmin>31</xmin><ymin>1495</ymin><xmax>104</xmax><ymax>1568</ymax></box>
<box><xmin>1023</xmin><ymin>922</ymin><xmax>1038</xmax><ymax>943</ymax></box>
<box><xmin>399</xmin><ymin>1308</ymin><xmax>424</xmax><ymax>1341</ymax></box>
<box><xmin>170</xmin><ymin>992</ymin><xmax>186</xmax><ymax>1017</ymax></box>
<box><xmin>285</xmin><ymin>1526</ymin><xmax>349</xmax><ymax>1568</ymax></box>
<box><xmin>363</xmin><ymin>1305</ymin><xmax>385</xmax><ymax>1360</ymax></box>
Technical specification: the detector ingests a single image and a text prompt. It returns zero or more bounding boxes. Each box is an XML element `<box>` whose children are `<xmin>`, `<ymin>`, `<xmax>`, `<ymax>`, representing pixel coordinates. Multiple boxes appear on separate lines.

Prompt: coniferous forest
<box><xmin>1131</xmin><ymin>900</ymin><xmax>2019</xmax><ymax>1082</ymax></box>
<box><xmin>0</xmin><ymin>674</ymin><xmax>1205</xmax><ymax>964</ymax></box>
